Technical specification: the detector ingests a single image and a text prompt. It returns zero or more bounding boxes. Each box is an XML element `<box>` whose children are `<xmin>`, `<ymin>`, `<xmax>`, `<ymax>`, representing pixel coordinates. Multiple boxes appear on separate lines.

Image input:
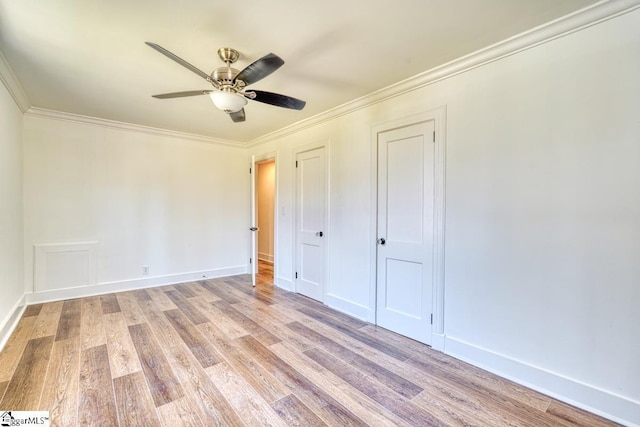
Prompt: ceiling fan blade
<box><xmin>229</xmin><ymin>108</ymin><xmax>246</xmax><ymax>123</ymax></box>
<box><xmin>152</xmin><ymin>90</ymin><xmax>213</xmax><ymax>99</ymax></box>
<box><xmin>234</xmin><ymin>53</ymin><xmax>284</xmax><ymax>86</ymax></box>
<box><xmin>146</xmin><ymin>42</ymin><xmax>213</xmax><ymax>82</ymax></box>
<box><xmin>249</xmin><ymin>90</ymin><xmax>306</xmax><ymax>110</ymax></box>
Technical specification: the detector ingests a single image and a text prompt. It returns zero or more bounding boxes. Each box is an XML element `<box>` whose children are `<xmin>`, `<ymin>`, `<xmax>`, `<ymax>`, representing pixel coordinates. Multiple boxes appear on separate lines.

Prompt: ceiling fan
<box><xmin>146</xmin><ymin>42</ymin><xmax>306</xmax><ymax>122</ymax></box>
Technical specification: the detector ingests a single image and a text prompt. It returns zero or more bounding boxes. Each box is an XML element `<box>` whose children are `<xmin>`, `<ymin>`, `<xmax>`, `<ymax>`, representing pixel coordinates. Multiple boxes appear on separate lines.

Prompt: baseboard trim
<box><xmin>0</xmin><ymin>294</ymin><xmax>26</xmax><ymax>352</ymax></box>
<box><xmin>430</xmin><ymin>332</ymin><xmax>446</xmax><ymax>352</ymax></box>
<box><xmin>445</xmin><ymin>336</ymin><xmax>639</xmax><ymax>426</ymax></box>
<box><xmin>324</xmin><ymin>294</ymin><xmax>370</xmax><ymax>321</ymax></box>
<box><xmin>275</xmin><ymin>277</ymin><xmax>294</xmax><ymax>292</ymax></box>
<box><xmin>24</xmin><ymin>265</ymin><xmax>247</xmax><ymax>304</ymax></box>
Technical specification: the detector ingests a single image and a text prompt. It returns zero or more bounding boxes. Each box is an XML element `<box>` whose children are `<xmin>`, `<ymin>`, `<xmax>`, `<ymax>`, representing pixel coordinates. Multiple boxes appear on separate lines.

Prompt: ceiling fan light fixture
<box><xmin>209</xmin><ymin>90</ymin><xmax>247</xmax><ymax>113</ymax></box>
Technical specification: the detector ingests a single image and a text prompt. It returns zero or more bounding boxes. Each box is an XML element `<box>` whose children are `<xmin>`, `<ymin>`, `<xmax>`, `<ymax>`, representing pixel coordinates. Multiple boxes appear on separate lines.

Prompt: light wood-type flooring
<box><xmin>0</xmin><ymin>260</ymin><xmax>618</xmax><ymax>426</ymax></box>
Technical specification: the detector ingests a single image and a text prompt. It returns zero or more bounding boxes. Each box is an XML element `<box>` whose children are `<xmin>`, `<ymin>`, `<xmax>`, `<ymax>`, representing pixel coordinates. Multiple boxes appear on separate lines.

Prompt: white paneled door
<box><xmin>295</xmin><ymin>147</ymin><xmax>326</xmax><ymax>302</ymax></box>
<box><xmin>376</xmin><ymin>121</ymin><xmax>435</xmax><ymax>344</ymax></box>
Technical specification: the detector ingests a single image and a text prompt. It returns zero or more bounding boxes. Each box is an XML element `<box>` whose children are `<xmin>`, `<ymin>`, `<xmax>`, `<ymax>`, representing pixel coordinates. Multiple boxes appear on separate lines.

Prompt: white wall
<box><xmin>251</xmin><ymin>9</ymin><xmax>640</xmax><ymax>424</ymax></box>
<box><xmin>0</xmin><ymin>80</ymin><xmax>25</xmax><ymax>341</ymax></box>
<box><xmin>257</xmin><ymin>160</ymin><xmax>275</xmax><ymax>262</ymax></box>
<box><xmin>23</xmin><ymin>116</ymin><xmax>250</xmax><ymax>299</ymax></box>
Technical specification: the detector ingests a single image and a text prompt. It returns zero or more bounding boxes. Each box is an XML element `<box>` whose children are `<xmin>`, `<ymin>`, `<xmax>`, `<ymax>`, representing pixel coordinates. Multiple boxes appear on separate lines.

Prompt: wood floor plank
<box><xmin>164</xmin><ymin>309</ymin><xmax>222</xmax><ymax>368</ymax></box>
<box><xmin>38</xmin><ymin>337</ymin><xmax>80</xmax><ymax>427</ymax></box>
<box><xmin>405</xmin><ymin>360</ymin><xmax>537</xmax><ymax>427</ymax></box>
<box><xmin>145</xmin><ymin>286</ymin><xmax>178</xmax><ymax>311</ymax></box>
<box><xmin>165</xmin><ymin>290</ymin><xmax>209</xmax><ymax>325</ymax></box>
<box><xmin>128</xmin><ymin>322</ymin><xmax>184</xmax><ymax>407</ymax></box>
<box><xmin>270</xmin><ymin>340</ymin><xmax>409</xmax><ymax>426</ymax></box>
<box><xmin>287</xmin><ymin>321</ymin><xmax>423</xmax><ymax>398</ymax></box>
<box><xmin>296</xmin><ymin>305</ymin><xmax>413</xmax><ymax>361</ymax></box>
<box><xmin>103</xmin><ymin>312</ymin><xmax>143</xmax><ymax>377</ymax></box>
<box><xmin>546</xmin><ymin>400</ymin><xmax>619</xmax><ymax>427</ymax></box>
<box><xmin>190</xmin><ymin>299</ymin><xmax>249</xmax><ymax>340</ymax></box>
<box><xmin>163</xmin><ymin>342</ymin><xmax>244</xmax><ymax>426</ymax></box>
<box><xmin>269</xmin><ymin>302</ymin><xmax>321</xmax><ymax>324</ymax></box>
<box><xmin>304</xmin><ymin>346</ymin><xmax>446</xmax><ymax>427</ymax></box>
<box><xmin>0</xmin><ymin>335</ymin><xmax>53</xmax><ymax>410</ymax></box>
<box><xmin>175</xmin><ymin>283</ymin><xmax>198</xmax><ymax>298</ymax></box>
<box><xmin>271</xmin><ymin>394</ymin><xmax>328</xmax><ymax>427</ymax></box>
<box><xmin>78</xmin><ymin>344</ymin><xmax>119</xmax><ymax>426</ymax></box>
<box><xmin>23</xmin><ymin>303</ymin><xmax>43</xmax><ymax>317</ymax></box>
<box><xmin>0</xmin><ymin>381</ymin><xmax>7</xmax><ymax>402</ymax></box>
<box><xmin>285</xmin><ymin>323</ymin><xmax>504</xmax><ymax>426</ymax></box>
<box><xmin>80</xmin><ymin>296</ymin><xmax>107</xmax><ymax>350</ymax></box>
<box><xmin>156</xmin><ymin>397</ymin><xmax>205</xmax><ymax>427</ymax></box>
<box><xmin>116</xmin><ymin>291</ymin><xmax>147</xmax><ymax>326</ymax></box>
<box><xmin>389</xmin><ymin>328</ymin><xmax>548</xmax><ymax>416</ymax></box>
<box><xmin>406</xmin><ymin>341</ymin><xmax>552</xmax><ymax>412</ymax></box>
<box><xmin>236</xmin><ymin>335</ymin><xmax>367</xmax><ymax>427</ymax></box>
<box><xmin>411</xmin><ymin>388</ymin><xmax>502</xmax><ymax>427</ymax></box>
<box><xmin>406</xmin><ymin>353</ymin><xmax>569</xmax><ymax>427</ymax></box>
<box><xmin>220</xmin><ymin>277</ymin><xmax>275</xmax><ymax>306</ymax></box>
<box><xmin>137</xmin><ymin>299</ymin><xmax>188</xmax><ymax>351</ymax></box>
<box><xmin>101</xmin><ymin>293</ymin><xmax>122</xmax><ymax>314</ymax></box>
<box><xmin>113</xmin><ymin>371</ymin><xmax>161</xmax><ymax>427</ymax></box>
<box><xmin>30</xmin><ymin>301</ymin><xmax>63</xmax><ymax>339</ymax></box>
<box><xmin>55</xmin><ymin>299</ymin><xmax>81</xmax><ymax>342</ymax></box>
<box><xmin>211</xmin><ymin>300</ymin><xmax>281</xmax><ymax>346</ymax></box>
<box><xmin>197</xmin><ymin>322</ymin><xmax>290</xmax><ymax>404</ymax></box>
<box><xmin>132</xmin><ymin>289</ymin><xmax>152</xmax><ymax>302</ymax></box>
<box><xmin>191</xmin><ymin>282</ymin><xmax>223</xmax><ymax>302</ymax></box>
<box><xmin>295</xmin><ymin>299</ymin><xmax>368</xmax><ymax>329</ymax></box>
<box><xmin>206</xmin><ymin>361</ymin><xmax>288</xmax><ymax>427</ymax></box>
<box><xmin>0</xmin><ymin>316</ymin><xmax>37</xmax><ymax>382</ymax></box>
<box><xmin>199</xmin><ymin>279</ymin><xmax>242</xmax><ymax>304</ymax></box>
<box><xmin>184</xmin><ymin>282</ymin><xmax>214</xmax><ymax>299</ymax></box>
<box><xmin>233</xmin><ymin>302</ymin><xmax>313</xmax><ymax>352</ymax></box>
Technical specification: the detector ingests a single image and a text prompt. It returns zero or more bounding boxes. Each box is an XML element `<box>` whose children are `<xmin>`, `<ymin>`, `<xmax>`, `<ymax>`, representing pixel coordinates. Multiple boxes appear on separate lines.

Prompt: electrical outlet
<box><xmin>142</xmin><ymin>265</ymin><xmax>150</xmax><ymax>275</ymax></box>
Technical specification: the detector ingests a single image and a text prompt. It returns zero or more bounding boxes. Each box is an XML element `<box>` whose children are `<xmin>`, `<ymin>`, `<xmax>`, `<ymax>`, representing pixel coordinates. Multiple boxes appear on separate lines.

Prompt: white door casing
<box><xmin>295</xmin><ymin>146</ymin><xmax>327</xmax><ymax>302</ymax></box>
<box><xmin>376</xmin><ymin>120</ymin><xmax>435</xmax><ymax>344</ymax></box>
<box><xmin>250</xmin><ymin>155</ymin><xmax>257</xmax><ymax>287</ymax></box>
<box><xmin>250</xmin><ymin>151</ymin><xmax>279</xmax><ymax>287</ymax></box>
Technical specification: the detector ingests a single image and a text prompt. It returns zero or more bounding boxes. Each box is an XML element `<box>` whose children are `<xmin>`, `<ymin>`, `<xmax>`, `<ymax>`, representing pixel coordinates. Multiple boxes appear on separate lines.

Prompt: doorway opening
<box><xmin>256</xmin><ymin>159</ymin><xmax>275</xmax><ymax>286</ymax></box>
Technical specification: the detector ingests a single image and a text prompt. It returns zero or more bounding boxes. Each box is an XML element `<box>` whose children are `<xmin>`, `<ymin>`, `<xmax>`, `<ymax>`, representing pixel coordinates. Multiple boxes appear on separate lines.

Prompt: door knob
<box><xmin>250</xmin><ymin>227</ymin><xmax>259</xmax><ymax>231</ymax></box>
<box><xmin>377</xmin><ymin>238</ymin><xmax>386</xmax><ymax>245</ymax></box>
<box><xmin>316</xmin><ymin>231</ymin><xmax>324</xmax><ymax>237</ymax></box>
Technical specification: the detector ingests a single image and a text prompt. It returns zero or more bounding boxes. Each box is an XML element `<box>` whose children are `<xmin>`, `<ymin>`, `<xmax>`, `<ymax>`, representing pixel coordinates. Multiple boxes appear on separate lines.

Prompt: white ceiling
<box><xmin>0</xmin><ymin>0</ymin><xmax>600</xmax><ymax>144</ymax></box>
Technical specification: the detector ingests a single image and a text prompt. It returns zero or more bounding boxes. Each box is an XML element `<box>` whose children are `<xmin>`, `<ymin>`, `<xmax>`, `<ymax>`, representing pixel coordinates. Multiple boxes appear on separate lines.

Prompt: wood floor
<box><xmin>0</xmin><ymin>260</ymin><xmax>618</xmax><ymax>426</ymax></box>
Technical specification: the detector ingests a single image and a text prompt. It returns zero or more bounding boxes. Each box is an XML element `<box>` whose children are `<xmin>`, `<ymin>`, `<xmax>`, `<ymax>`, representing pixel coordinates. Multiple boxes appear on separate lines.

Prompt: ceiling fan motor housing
<box><xmin>212</xmin><ymin>67</ymin><xmax>240</xmax><ymax>84</ymax></box>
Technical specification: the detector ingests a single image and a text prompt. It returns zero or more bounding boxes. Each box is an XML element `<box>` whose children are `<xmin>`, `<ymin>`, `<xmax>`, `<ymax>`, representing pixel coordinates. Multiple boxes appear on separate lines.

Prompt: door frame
<box><xmin>369</xmin><ymin>107</ymin><xmax>447</xmax><ymax>350</ymax></box>
<box><xmin>251</xmin><ymin>150</ymin><xmax>279</xmax><ymax>285</ymax></box>
<box><xmin>293</xmin><ymin>139</ymin><xmax>330</xmax><ymax>301</ymax></box>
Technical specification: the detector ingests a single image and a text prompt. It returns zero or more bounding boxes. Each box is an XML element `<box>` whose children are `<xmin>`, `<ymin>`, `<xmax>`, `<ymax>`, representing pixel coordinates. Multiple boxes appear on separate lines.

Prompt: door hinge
<box><xmin>249</xmin><ymin>258</ymin><xmax>252</xmax><ymax>264</ymax></box>
<box><xmin>430</xmin><ymin>313</ymin><xmax>433</xmax><ymax>324</ymax></box>
<box><xmin>295</xmin><ymin>160</ymin><xmax>298</xmax><ymax>168</ymax></box>
<box><xmin>249</xmin><ymin>167</ymin><xmax>252</xmax><ymax>174</ymax></box>
<box><xmin>295</xmin><ymin>272</ymin><xmax>298</xmax><ymax>279</ymax></box>
<box><xmin>432</xmin><ymin>131</ymin><xmax>435</xmax><ymax>143</ymax></box>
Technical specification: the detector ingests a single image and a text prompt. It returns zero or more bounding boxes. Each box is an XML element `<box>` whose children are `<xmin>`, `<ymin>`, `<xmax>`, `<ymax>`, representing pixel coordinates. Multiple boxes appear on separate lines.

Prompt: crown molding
<box><xmin>25</xmin><ymin>107</ymin><xmax>244</xmax><ymax>148</ymax></box>
<box><xmin>0</xmin><ymin>48</ymin><xmax>31</xmax><ymax>113</ymax></box>
<box><xmin>248</xmin><ymin>0</ymin><xmax>640</xmax><ymax>147</ymax></box>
